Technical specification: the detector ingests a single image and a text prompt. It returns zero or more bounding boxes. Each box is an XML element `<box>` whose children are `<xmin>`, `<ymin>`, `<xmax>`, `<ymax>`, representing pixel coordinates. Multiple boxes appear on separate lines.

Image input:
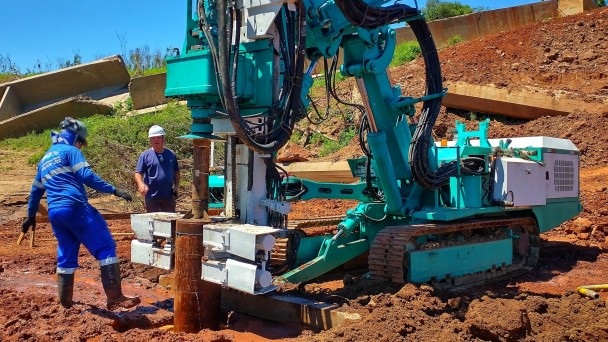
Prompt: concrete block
<box><xmin>3</xmin><ymin>55</ymin><xmax>129</xmax><ymax>112</ymax></box>
<box><xmin>0</xmin><ymin>86</ymin><xmax>22</xmax><ymax>121</ymax></box>
<box><xmin>129</xmin><ymin>73</ymin><xmax>168</xmax><ymax>110</ymax></box>
<box><xmin>443</xmin><ymin>81</ymin><xmax>608</xmax><ymax>119</ymax></box>
<box><xmin>278</xmin><ymin>160</ymin><xmax>357</xmax><ymax>183</ymax></box>
<box><xmin>0</xmin><ymin>98</ymin><xmax>111</xmax><ymax>139</ymax></box>
<box><xmin>558</xmin><ymin>0</ymin><xmax>597</xmax><ymax>16</ymax></box>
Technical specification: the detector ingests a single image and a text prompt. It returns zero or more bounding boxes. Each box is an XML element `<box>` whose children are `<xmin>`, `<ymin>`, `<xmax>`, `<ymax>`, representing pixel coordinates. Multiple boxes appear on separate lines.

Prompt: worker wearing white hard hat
<box><xmin>134</xmin><ymin>125</ymin><xmax>181</xmax><ymax>212</ymax></box>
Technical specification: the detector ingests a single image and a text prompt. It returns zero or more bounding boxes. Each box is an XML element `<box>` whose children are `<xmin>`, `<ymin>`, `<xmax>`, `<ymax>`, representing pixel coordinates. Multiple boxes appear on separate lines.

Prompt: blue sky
<box><xmin>0</xmin><ymin>0</ymin><xmax>186</xmax><ymax>72</ymax></box>
<box><xmin>0</xmin><ymin>0</ymin><xmax>540</xmax><ymax>72</ymax></box>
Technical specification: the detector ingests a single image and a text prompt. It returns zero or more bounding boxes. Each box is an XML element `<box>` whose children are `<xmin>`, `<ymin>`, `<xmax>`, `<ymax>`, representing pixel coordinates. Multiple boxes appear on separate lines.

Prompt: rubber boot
<box><xmin>57</xmin><ymin>273</ymin><xmax>74</xmax><ymax>308</ymax></box>
<box><xmin>100</xmin><ymin>263</ymin><xmax>140</xmax><ymax>310</ymax></box>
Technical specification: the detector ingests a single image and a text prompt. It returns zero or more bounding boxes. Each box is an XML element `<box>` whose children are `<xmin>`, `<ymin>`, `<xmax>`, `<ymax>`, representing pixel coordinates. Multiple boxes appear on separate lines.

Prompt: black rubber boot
<box><xmin>57</xmin><ymin>273</ymin><xmax>74</xmax><ymax>308</ymax></box>
<box><xmin>100</xmin><ymin>263</ymin><xmax>140</xmax><ymax>310</ymax></box>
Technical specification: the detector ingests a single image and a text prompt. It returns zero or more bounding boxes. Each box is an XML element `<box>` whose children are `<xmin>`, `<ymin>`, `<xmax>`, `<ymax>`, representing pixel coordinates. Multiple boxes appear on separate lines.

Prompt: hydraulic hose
<box><xmin>334</xmin><ymin>0</ymin><xmax>419</xmax><ymax>29</ymax></box>
<box><xmin>215</xmin><ymin>1</ymin><xmax>306</xmax><ymax>154</ymax></box>
<box><xmin>576</xmin><ymin>284</ymin><xmax>608</xmax><ymax>300</ymax></box>
<box><xmin>334</xmin><ymin>1</ymin><xmax>459</xmax><ymax>189</ymax></box>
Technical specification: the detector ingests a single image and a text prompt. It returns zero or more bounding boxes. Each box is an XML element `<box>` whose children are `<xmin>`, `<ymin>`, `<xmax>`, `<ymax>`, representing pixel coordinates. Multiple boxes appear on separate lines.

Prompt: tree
<box><xmin>594</xmin><ymin>0</ymin><xmax>606</xmax><ymax>7</ymax></box>
<box><xmin>423</xmin><ymin>0</ymin><xmax>474</xmax><ymax>21</ymax></box>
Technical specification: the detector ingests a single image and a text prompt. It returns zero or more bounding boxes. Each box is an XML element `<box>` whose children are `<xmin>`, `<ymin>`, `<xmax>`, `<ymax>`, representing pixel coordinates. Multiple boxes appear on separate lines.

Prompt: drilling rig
<box><xmin>130</xmin><ymin>0</ymin><xmax>581</xmax><ymax>294</ymax></box>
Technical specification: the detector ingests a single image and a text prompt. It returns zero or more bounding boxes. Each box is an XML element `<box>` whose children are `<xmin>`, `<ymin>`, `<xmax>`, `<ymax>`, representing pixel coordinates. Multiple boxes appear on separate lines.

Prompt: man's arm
<box><xmin>70</xmin><ymin>150</ymin><xmax>115</xmax><ymax>194</ymax></box>
<box><xmin>173</xmin><ymin>170</ymin><xmax>180</xmax><ymax>198</ymax></box>
<box><xmin>134</xmin><ymin>172</ymin><xmax>148</xmax><ymax>196</ymax></box>
<box><xmin>26</xmin><ymin>169</ymin><xmax>46</xmax><ymax>218</ymax></box>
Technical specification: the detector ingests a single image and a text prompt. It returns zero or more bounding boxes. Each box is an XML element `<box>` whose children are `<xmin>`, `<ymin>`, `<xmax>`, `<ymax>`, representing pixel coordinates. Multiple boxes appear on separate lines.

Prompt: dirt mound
<box><xmin>286</xmin><ymin>280</ymin><xmax>608</xmax><ymax>341</ymax></box>
<box><xmin>393</xmin><ymin>7</ymin><xmax>608</xmax><ymax>105</ymax></box>
<box><xmin>277</xmin><ymin>142</ymin><xmax>312</xmax><ymax>163</ymax></box>
<box><xmin>440</xmin><ymin>7</ymin><xmax>608</xmax><ymax>100</ymax></box>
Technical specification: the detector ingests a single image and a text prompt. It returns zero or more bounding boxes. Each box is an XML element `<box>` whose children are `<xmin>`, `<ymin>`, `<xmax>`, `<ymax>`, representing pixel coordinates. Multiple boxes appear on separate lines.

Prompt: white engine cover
<box><xmin>493</xmin><ymin>157</ymin><xmax>546</xmax><ymax>207</ymax></box>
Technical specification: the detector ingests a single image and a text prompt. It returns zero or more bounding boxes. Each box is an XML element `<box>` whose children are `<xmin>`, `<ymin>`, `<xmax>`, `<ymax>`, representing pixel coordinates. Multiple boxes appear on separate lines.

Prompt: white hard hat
<box><xmin>148</xmin><ymin>125</ymin><xmax>166</xmax><ymax>137</ymax></box>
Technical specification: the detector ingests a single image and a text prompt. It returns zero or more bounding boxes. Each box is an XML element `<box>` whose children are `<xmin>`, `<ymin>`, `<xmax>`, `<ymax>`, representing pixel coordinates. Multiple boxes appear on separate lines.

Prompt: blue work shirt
<box><xmin>135</xmin><ymin>148</ymin><xmax>179</xmax><ymax>199</ymax></box>
<box><xmin>27</xmin><ymin>130</ymin><xmax>115</xmax><ymax>218</ymax></box>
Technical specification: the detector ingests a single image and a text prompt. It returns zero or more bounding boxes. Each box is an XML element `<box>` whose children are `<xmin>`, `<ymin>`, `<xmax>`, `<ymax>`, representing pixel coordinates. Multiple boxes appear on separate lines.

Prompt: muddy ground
<box><xmin>2</xmin><ymin>7</ymin><xmax>608</xmax><ymax>342</ymax></box>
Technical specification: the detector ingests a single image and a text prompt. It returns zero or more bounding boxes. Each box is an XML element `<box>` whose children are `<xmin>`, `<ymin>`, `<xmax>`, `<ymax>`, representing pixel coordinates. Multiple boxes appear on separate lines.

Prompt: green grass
<box><xmin>311</xmin><ymin>70</ymin><xmax>348</xmax><ymax>89</ymax></box>
<box><xmin>317</xmin><ymin>125</ymin><xmax>356</xmax><ymax>157</ymax></box>
<box><xmin>447</xmin><ymin>34</ymin><xmax>465</xmax><ymax>46</ymax></box>
<box><xmin>0</xmin><ymin>73</ymin><xmax>22</xmax><ymax>84</ymax></box>
<box><xmin>129</xmin><ymin>67</ymin><xmax>166</xmax><ymax>77</ymax></box>
<box><xmin>289</xmin><ymin>129</ymin><xmax>304</xmax><ymax>144</ymax></box>
<box><xmin>390</xmin><ymin>41</ymin><xmax>422</xmax><ymax>67</ymax></box>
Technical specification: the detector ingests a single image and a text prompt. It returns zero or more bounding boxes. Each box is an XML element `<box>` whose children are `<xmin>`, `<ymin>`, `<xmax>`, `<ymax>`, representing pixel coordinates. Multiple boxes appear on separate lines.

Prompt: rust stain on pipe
<box><xmin>192</xmin><ymin>139</ymin><xmax>211</xmax><ymax>219</ymax></box>
<box><xmin>174</xmin><ymin>219</ymin><xmax>220</xmax><ymax>333</ymax></box>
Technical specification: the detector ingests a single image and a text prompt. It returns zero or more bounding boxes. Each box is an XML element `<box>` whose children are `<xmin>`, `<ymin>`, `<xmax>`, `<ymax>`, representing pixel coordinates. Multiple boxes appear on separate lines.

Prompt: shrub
<box><xmin>447</xmin><ymin>34</ymin><xmax>465</xmax><ymax>46</ymax></box>
<box><xmin>390</xmin><ymin>41</ymin><xmax>422</xmax><ymax>67</ymax></box>
<box><xmin>423</xmin><ymin>0</ymin><xmax>474</xmax><ymax>21</ymax></box>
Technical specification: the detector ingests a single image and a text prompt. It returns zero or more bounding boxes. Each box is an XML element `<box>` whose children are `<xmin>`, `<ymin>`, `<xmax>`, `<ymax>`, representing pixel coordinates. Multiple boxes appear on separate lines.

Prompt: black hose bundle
<box><xmin>210</xmin><ymin>1</ymin><xmax>306</xmax><ymax>154</ymax></box>
<box><xmin>334</xmin><ymin>0</ymin><xmax>420</xmax><ymax>29</ymax></box>
<box><xmin>405</xmin><ymin>17</ymin><xmax>448</xmax><ymax>189</ymax></box>
<box><xmin>335</xmin><ymin>1</ymin><xmax>483</xmax><ymax>189</ymax></box>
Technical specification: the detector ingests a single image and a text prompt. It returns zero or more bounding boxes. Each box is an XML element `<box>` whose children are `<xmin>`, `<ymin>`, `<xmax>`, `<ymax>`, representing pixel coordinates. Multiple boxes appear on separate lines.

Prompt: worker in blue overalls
<box><xmin>22</xmin><ymin>117</ymin><xmax>140</xmax><ymax>310</ymax></box>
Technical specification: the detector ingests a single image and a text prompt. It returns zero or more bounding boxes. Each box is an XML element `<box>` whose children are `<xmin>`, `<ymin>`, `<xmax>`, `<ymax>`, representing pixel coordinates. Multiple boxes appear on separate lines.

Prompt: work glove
<box><xmin>21</xmin><ymin>216</ymin><xmax>36</xmax><ymax>234</ymax></box>
<box><xmin>114</xmin><ymin>188</ymin><xmax>133</xmax><ymax>202</ymax></box>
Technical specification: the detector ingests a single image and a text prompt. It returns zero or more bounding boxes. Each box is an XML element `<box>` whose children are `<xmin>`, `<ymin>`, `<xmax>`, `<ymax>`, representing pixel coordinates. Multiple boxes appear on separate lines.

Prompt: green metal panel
<box><xmin>367</xmin><ymin>131</ymin><xmax>403</xmax><ymax>214</ymax></box>
<box><xmin>411</xmin><ymin>206</ymin><xmax>522</xmax><ymax>221</ymax></box>
<box><xmin>347</xmin><ymin>157</ymin><xmax>372</xmax><ymax>179</ymax></box>
<box><xmin>392</xmin><ymin>119</ymin><xmax>412</xmax><ymax>177</ymax></box>
<box><xmin>533</xmin><ymin>197</ymin><xmax>582</xmax><ymax>233</ymax></box>
<box><xmin>208</xmin><ymin>175</ymin><xmax>224</xmax><ymax>188</ymax></box>
<box><xmin>408</xmin><ymin>238</ymin><xmax>512</xmax><ymax>283</ymax></box>
<box><xmin>449</xmin><ymin>175</ymin><xmax>483</xmax><ymax>208</ymax></box>
<box><xmin>296</xmin><ymin>179</ymin><xmax>374</xmax><ymax>202</ymax></box>
<box><xmin>295</xmin><ymin>235</ymin><xmax>327</xmax><ymax>265</ymax></box>
<box><xmin>165</xmin><ymin>51</ymin><xmax>219</xmax><ymax>98</ymax></box>
<box><xmin>437</xmin><ymin>146</ymin><xmax>459</xmax><ymax>163</ymax></box>
<box><xmin>165</xmin><ymin>41</ymin><xmax>274</xmax><ymax>110</ymax></box>
<box><xmin>279</xmin><ymin>237</ymin><xmax>369</xmax><ymax>284</ymax></box>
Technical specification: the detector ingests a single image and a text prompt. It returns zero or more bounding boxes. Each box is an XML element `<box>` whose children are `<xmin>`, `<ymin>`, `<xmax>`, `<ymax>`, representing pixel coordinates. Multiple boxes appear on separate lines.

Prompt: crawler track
<box><xmin>369</xmin><ymin>216</ymin><xmax>539</xmax><ymax>287</ymax></box>
<box><xmin>271</xmin><ymin>216</ymin><xmax>344</xmax><ymax>266</ymax></box>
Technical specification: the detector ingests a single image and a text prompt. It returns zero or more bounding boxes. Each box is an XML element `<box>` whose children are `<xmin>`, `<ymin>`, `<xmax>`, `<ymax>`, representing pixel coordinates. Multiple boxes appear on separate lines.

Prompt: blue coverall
<box><xmin>26</xmin><ymin>130</ymin><xmax>119</xmax><ymax>274</ymax></box>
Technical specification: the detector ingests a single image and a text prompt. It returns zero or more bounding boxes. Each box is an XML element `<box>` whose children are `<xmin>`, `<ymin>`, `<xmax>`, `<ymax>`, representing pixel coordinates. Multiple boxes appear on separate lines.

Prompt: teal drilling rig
<box><xmin>130</xmin><ymin>0</ymin><xmax>581</xmax><ymax>293</ymax></box>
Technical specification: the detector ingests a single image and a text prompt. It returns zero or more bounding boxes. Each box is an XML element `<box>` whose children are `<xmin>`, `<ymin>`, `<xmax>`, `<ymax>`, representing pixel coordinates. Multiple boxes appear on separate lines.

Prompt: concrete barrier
<box><xmin>0</xmin><ymin>98</ymin><xmax>112</xmax><ymax>139</ymax></box>
<box><xmin>310</xmin><ymin>0</ymin><xmax>596</xmax><ymax>74</ymax></box>
<box><xmin>443</xmin><ymin>81</ymin><xmax>608</xmax><ymax>119</ymax></box>
<box><xmin>0</xmin><ymin>86</ymin><xmax>22</xmax><ymax>121</ymax></box>
<box><xmin>129</xmin><ymin>73</ymin><xmax>168</xmax><ymax>110</ymax></box>
<box><xmin>0</xmin><ymin>56</ymin><xmax>129</xmax><ymax>139</ymax></box>
<box><xmin>396</xmin><ymin>2</ymin><xmax>557</xmax><ymax>50</ymax></box>
<box><xmin>0</xmin><ymin>55</ymin><xmax>129</xmax><ymax>118</ymax></box>
<box><xmin>558</xmin><ymin>0</ymin><xmax>597</xmax><ymax>16</ymax></box>
<box><xmin>278</xmin><ymin>160</ymin><xmax>357</xmax><ymax>183</ymax></box>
